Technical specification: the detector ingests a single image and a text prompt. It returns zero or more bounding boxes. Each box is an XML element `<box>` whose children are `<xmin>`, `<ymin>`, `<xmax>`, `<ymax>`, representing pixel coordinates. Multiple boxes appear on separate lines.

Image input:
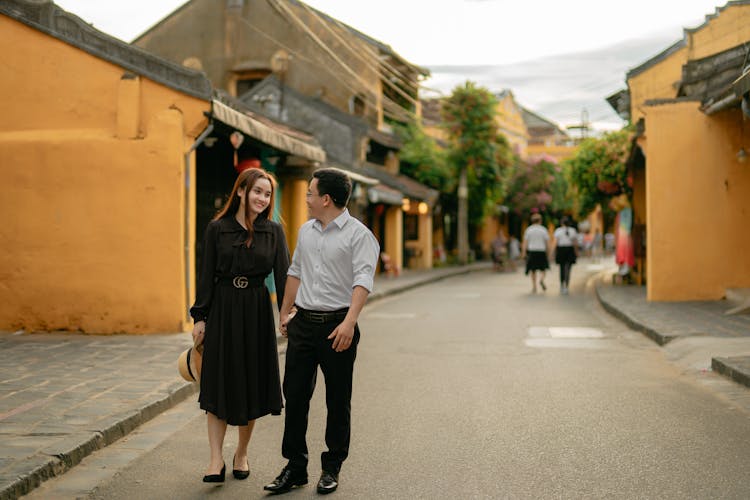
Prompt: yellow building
<box><xmin>495</xmin><ymin>90</ymin><xmax>530</xmax><ymax>159</ymax></box>
<box><xmin>615</xmin><ymin>1</ymin><xmax>750</xmax><ymax>301</ymax></box>
<box><xmin>0</xmin><ymin>0</ymin><xmax>324</xmax><ymax>333</ymax></box>
<box><xmin>133</xmin><ymin>0</ymin><xmax>436</xmax><ymax>272</ymax></box>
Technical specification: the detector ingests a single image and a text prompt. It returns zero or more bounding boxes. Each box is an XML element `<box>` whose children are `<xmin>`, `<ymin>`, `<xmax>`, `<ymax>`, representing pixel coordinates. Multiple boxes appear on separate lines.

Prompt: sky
<box><xmin>53</xmin><ymin>0</ymin><xmax>729</xmax><ymax>130</ymax></box>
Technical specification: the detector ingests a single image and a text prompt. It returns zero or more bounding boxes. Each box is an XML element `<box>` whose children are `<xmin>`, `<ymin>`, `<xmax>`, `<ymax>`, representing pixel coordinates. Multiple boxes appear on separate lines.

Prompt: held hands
<box><xmin>279</xmin><ymin>307</ymin><xmax>296</xmax><ymax>337</ymax></box>
<box><xmin>328</xmin><ymin>320</ymin><xmax>355</xmax><ymax>352</ymax></box>
<box><xmin>192</xmin><ymin>321</ymin><xmax>205</xmax><ymax>348</ymax></box>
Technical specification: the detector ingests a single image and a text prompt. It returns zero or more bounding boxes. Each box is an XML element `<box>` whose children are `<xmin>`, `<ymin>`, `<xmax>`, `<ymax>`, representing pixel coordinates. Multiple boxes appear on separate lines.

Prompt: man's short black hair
<box><xmin>313</xmin><ymin>168</ymin><xmax>352</xmax><ymax>208</ymax></box>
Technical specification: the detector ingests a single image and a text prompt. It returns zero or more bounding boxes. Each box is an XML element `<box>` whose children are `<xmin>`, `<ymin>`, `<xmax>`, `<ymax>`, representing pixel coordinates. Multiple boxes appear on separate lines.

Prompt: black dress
<box><xmin>190</xmin><ymin>216</ymin><xmax>289</xmax><ymax>425</ymax></box>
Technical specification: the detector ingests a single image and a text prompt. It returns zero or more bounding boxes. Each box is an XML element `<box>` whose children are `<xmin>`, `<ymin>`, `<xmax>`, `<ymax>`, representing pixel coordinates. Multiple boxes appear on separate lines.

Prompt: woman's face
<box><xmin>241</xmin><ymin>177</ymin><xmax>273</xmax><ymax>216</ymax></box>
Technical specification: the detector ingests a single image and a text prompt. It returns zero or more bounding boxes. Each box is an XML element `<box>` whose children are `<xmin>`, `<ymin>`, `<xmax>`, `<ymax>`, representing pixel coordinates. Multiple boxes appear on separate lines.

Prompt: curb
<box><xmin>711</xmin><ymin>357</ymin><xmax>750</xmax><ymax>389</ymax></box>
<box><xmin>368</xmin><ymin>264</ymin><xmax>490</xmax><ymax>304</ymax></box>
<box><xmin>0</xmin><ymin>382</ymin><xmax>198</xmax><ymax>500</ymax></box>
<box><xmin>594</xmin><ymin>284</ymin><xmax>677</xmax><ymax>346</ymax></box>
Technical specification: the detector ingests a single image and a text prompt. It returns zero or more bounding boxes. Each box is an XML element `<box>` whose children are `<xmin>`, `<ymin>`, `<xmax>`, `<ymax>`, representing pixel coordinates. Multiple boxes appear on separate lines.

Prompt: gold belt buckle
<box><xmin>232</xmin><ymin>276</ymin><xmax>249</xmax><ymax>289</ymax></box>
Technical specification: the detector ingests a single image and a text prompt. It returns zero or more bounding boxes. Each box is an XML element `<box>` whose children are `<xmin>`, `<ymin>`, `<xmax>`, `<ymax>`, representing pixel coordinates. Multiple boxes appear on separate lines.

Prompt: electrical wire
<box><xmin>267</xmin><ymin>0</ymin><xmax>417</xmax><ymax>121</ymax></box>
<box><xmin>295</xmin><ymin>0</ymin><xmax>421</xmax><ymax>99</ymax></box>
<box><xmin>234</xmin><ymin>14</ymin><xmax>412</xmax><ymax>122</ymax></box>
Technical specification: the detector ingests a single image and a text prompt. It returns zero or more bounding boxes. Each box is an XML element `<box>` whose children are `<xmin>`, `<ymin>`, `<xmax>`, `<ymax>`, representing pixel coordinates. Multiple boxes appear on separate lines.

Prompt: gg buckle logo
<box><xmin>232</xmin><ymin>276</ymin><xmax>249</xmax><ymax>289</ymax></box>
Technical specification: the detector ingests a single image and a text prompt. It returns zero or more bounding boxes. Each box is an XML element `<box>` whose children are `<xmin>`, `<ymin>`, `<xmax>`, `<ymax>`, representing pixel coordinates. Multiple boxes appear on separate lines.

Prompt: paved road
<box><xmin>27</xmin><ymin>265</ymin><xmax>750</xmax><ymax>499</ymax></box>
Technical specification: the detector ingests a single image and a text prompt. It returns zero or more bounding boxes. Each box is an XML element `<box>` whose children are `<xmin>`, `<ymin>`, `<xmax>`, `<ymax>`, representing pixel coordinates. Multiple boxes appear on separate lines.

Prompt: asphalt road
<box><xmin>27</xmin><ymin>266</ymin><xmax>750</xmax><ymax>499</ymax></box>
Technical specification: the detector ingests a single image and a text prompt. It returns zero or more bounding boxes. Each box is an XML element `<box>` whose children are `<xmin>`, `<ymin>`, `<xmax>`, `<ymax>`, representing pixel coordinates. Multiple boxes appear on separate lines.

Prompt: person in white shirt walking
<box><xmin>264</xmin><ymin>168</ymin><xmax>379</xmax><ymax>495</ymax></box>
<box><xmin>521</xmin><ymin>213</ymin><xmax>550</xmax><ymax>293</ymax></box>
<box><xmin>553</xmin><ymin>216</ymin><xmax>578</xmax><ymax>295</ymax></box>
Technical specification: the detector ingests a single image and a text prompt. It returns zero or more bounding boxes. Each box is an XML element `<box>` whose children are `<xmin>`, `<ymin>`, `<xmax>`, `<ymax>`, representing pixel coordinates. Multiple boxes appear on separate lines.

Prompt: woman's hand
<box><xmin>192</xmin><ymin>321</ymin><xmax>205</xmax><ymax>347</ymax></box>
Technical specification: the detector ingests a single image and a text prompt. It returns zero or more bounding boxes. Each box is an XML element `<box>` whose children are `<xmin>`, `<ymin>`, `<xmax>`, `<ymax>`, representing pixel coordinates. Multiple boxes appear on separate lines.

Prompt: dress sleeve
<box><xmin>272</xmin><ymin>222</ymin><xmax>290</xmax><ymax>312</ymax></box>
<box><xmin>190</xmin><ymin>221</ymin><xmax>218</xmax><ymax>322</ymax></box>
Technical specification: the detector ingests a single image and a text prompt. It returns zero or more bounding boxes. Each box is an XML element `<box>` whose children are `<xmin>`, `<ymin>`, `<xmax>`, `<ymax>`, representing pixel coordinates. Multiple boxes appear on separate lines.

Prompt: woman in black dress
<box><xmin>190</xmin><ymin>168</ymin><xmax>289</xmax><ymax>482</ymax></box>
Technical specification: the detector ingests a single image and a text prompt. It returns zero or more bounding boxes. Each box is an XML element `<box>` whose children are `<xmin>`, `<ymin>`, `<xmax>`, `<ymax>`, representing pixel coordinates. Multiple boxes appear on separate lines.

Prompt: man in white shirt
<box><xmin>265</xmin><ymin>168</ymin><xmax>379</xmax><ymax>495</ymax></box>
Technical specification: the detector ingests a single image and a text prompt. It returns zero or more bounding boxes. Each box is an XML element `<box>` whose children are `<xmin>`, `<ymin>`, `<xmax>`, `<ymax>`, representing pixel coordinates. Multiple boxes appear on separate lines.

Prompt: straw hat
<box><xmin>177</xmin><ymin>344</ymin><xmax>203</xmax><ymax>383</ymax></box>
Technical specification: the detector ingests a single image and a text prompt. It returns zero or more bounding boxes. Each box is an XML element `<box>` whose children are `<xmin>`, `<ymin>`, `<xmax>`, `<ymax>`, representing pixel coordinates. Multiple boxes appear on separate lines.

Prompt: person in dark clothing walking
<box><xmin>264</xmin><ymin>168</ymin><xmax>379</xmax><ymax>495</ymax></box>
<box><xmin>190</xmin><ymin>168</ymin><xmax>289</xmax><ymax>483</ymax></box>
<box><xmin>553</xmin><ymin>216</ymin><xmax>578</xmax><ymax>294</ymax></box>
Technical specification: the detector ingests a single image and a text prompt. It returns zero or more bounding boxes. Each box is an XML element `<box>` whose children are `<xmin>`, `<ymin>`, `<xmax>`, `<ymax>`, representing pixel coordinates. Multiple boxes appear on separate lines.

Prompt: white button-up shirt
<box><xmin>288</xmin><ymin>209</ymin><xmax>380</xmax><ymax>311</ymax></box>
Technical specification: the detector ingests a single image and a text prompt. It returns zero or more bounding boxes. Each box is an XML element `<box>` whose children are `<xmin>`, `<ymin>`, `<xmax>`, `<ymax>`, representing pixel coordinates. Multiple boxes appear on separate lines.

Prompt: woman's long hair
<box><xmin>213</xmin><ymin>168</ymin><xmax>278</xmax><ymax>247</ymax></box>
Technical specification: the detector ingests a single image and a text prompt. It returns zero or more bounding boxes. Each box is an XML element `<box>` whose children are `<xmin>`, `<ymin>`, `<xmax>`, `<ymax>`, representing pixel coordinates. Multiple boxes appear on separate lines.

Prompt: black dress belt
<box><xmin>295</xmin><ymin>307</ymin><xmax>349</xmax><ymax>324</ymax></box>
<box><xmin>216</xmin><ymin>275</ymin><xmax>266</xmax><ymax>289</ymax></box>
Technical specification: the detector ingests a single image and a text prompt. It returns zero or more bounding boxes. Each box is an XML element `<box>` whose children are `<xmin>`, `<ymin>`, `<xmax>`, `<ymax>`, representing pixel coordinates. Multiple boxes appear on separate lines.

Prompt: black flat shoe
<box><xmin>202</xmin><ymin>463</ymin><xmax>226</xmax><ymax>483</ymax></box>
<box><xmin>317</xmin><ymin>471</ymin><xmax>338</xmax><ymax>494</ymax></box>
<box><xmin>263</xmin><ymin>468</ymin><xmax>308</xmax><ymax>493</ymax></box>
<box><xmin>232</xmin><ymin>455</ymin><xmax>249</xmax><ymax>480</ymax></box>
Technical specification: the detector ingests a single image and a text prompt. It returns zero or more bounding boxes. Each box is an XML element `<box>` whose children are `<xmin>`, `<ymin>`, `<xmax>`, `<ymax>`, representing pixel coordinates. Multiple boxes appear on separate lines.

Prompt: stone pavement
<box><xmin>0</xmin><ymin>262</ymin><xmax>489</xmax><ymax>500</ymax></box>
<box><xmin>596</xmin><ymin>283</ymin><xmax>750</xmax><ymax>389</ymax></box>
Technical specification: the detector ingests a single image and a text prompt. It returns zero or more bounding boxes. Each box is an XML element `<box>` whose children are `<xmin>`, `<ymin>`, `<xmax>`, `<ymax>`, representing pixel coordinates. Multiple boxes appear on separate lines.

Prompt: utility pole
<box><xmin>567</xmin><ymin>108</ymin><xmax>590</xmax><ymax>142</ymax></box>
<box><xmin>457</xmin><ymin>166</ymin><xmax>469</xmax><ymax>264</ymax></box>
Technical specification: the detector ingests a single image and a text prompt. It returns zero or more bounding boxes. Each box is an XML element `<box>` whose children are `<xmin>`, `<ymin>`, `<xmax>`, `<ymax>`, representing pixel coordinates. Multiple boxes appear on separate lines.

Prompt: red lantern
<box><xmin>235</xmin><ymin>158</ymin><xmax>261</xmax><ymax>174</ymax></box>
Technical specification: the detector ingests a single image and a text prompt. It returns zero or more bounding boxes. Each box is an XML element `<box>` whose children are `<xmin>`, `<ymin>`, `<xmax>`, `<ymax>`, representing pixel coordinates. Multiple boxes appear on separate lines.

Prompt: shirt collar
<box><xmin>313</xmin><ymin>209</ymin><xmax>351</xmax><ymax>232</ymax></box>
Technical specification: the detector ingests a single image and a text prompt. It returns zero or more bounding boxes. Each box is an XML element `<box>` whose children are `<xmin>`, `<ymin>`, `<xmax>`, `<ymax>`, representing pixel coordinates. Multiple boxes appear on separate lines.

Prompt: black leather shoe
<box><xmin>317</xmin><ymin>471</ymin><xmax>338</xmax><ymax>494</ymax></box>
<box><xmin>232</xmin><ymin>454</ymin><xmax>249</xmax><ymax>480</ymax></box>
<box><xmin>263</xmin><ymin>468</ymin><xmax>308</xmax><ymax>493</ymax></box>
<box><xmin>202</xmin><ymin>463</ymin><xmax>225</xmax><ymax>483</ymax></box>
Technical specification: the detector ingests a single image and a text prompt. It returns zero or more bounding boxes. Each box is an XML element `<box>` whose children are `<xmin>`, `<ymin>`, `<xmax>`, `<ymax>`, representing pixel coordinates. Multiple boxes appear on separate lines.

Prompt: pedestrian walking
<box><xmin>521</xmin><ymin>213</ymin><xmax>550</xmax><ymax>293</ymax></box>
<box><xmin>264</xmin><ymin>168</ymin><xmax>380</xmax><ymax>495</ymax></box>
<box><xmin>490</xmin><ymin>230</ymin><xmax>508</xmax><ymax>271</ymax></box>
<box><xmin>553</xmin><ymin>216</ymin><xmax>578</xmax><ymax>294</ymax></box>
<box><xmin>190</xmin><ymin>168</ymin><xmax>290</xmax><ymax>483</ymax></box>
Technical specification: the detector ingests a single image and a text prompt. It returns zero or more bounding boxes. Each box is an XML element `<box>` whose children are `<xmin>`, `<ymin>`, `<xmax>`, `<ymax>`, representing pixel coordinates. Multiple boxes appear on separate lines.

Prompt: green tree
<box><xmin>442</xmin><ymin>82</ymin><xmax>512</xmax><ymax>262</ymax></box>
<box><xmin>564</xmin><ymin>129</ymin><xmax>632</xmax><ymax>220</ymax></box>
<box><xmin>396</xmin><ymin>122</ymin><xmax>452</xmax><ymax>192</ymax></box>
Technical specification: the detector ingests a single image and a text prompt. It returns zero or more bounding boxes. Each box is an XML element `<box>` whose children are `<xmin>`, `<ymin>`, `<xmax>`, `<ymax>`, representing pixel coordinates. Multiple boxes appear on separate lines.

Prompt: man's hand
<box><xmin>279</xmin><ymin>308</ymin><xmax>296</xmax><ymax>337</ymax></box>
<box><xmin>192</xmin><ymin>321</ymin><xmax>205</xmax><ymax>347</ymax></box>
<box><xmin>328</xmin><ymin>320</ymin><xmax>355</xmax><ymax>352</ymax></box>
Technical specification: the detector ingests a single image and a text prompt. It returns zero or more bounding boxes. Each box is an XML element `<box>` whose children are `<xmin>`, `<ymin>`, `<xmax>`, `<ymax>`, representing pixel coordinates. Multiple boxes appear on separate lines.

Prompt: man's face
<box><xmin>306</xmin><ymin>178</ymin><xmax>325</xmax><ymax>219</ymax></box>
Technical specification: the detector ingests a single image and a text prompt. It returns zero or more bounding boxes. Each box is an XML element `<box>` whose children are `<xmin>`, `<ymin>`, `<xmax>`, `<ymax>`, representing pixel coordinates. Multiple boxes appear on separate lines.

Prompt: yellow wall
<box><xmin>385</xmin><ymin>207</ymin><xmax>403</xmax><ymax>271</ymax></box>
<box><xmin>688</xmin><ymin>4</ymin><xmax>750</xmax><ymax>59</ymax></box>
<box><xmin>644</xmin><ymin>102</ymin><xmax>750</xmax><ymax>300</ymax></box>
<box><xmin>495</xmin><ymin>93</ymin><xmax>529</xmax><ymax>158</ymax></box>
<box><xmin>0</xmin><ymin>16</ymin><xmax>209</xmax><ymax>333</ymax></box>
<box><xmin>280</xmin><ymin>178</ymin><xmax>310</xmax><ymax>255</ymax></box>
<box><xmin>628</xmin><ymin>5</ymin><xmax>750</xmax><ymax>126</ymax></box>
<box><xmin>628</xmin><ymin>46</ymin><xmax>688</xmax><ymax>125</ymax></box>
<box><xmin>527</xmin><ymin>144</ymin><xmax>577</xmax><ymax>163</ymax></box>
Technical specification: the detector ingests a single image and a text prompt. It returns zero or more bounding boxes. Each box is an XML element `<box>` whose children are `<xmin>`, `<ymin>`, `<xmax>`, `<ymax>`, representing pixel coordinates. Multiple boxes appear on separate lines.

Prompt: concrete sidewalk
<box><xmin>596</xmin><ymin>282</ymin><xmax>750</xmax><ymax>389</ymax></box>
<box><xmin>0</xmin><ymin>262</ymin><xmax>489</xmax><ymax>500</ymax></box>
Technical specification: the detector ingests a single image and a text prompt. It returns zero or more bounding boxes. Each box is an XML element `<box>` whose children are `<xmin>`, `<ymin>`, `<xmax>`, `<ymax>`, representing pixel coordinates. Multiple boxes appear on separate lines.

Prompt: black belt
<box><xmin>216</xmin><ymin>275</ymin><xmax>265</xmax><ymax>289</ymax></box>
<box><xmin>295</xmin><ymin>307</ymin><xmax>349</xmax><ymax>324</ymax></box>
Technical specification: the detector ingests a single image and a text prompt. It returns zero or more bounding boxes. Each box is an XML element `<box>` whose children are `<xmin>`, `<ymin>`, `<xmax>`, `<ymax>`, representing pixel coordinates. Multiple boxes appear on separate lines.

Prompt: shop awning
<box><xmin>360</xmin><ymin>163</ymin><xmax>439</xmax><ymax>206</ymax></box>
<box><xmin>211</xmin><ymin>99</ymin><xmax>326</xmax><ymax>162</ymax></box>
<box><xmin>368</xmin><ymin>184</ymin><xmax>404</xmax><ymax>205</ymax></box>
<box><xmin>325</xmin><ymin>164</ymin><xmax>379</xmax><ymax>186</ymax></box>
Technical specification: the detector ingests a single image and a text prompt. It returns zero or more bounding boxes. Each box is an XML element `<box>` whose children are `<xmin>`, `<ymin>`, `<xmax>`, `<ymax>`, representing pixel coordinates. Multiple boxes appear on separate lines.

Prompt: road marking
<box><xmin>548</xmin><ymin>327</ymin><xmax>604</xmax><ymax>338</ymax></box>
<box><xmin>367</xmin><ymin>313</ymin><xmax>417</xmax><ymax>319</ymax></box>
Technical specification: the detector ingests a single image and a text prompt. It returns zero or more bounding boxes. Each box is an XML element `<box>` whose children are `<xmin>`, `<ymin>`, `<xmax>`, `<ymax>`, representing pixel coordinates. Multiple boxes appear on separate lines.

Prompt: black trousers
<box><xmin>282</xmin><ymin>314</ymin><xmax>359</xmax><ymax>474</ymax></box>
<box><xmin>560</xmin><ymin>262</ymin><xmax>573</xmax><ymax>286</ymax></box>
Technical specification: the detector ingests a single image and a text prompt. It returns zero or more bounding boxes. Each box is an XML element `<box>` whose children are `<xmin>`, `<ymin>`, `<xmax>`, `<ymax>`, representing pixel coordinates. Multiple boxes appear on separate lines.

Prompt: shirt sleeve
<box><xmin>190</xmin><ymin>221</ymin><xmax>218</xmax><ymax>322</ymax></box>
<box><xmin>351</xmin><ymin>228</ymin><xmax>380</xmax><ymax>292</ymax></box>
<box><xmin>272</xmin><ymin>223</ymin><xmax>290</xmax><ymax>312</ymax></box>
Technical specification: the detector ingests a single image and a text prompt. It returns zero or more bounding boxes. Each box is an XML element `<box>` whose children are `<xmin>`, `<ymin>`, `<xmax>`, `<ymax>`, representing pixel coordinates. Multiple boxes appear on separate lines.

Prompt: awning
<box><xmin>360</xmin><ymin>163</ymin><xmax>440</xmax><ymax>206</ymax></box>
<box><xmin>326</xmin><ymin>164</ymin><xmax>379</xmax><ymax>186</ymax></box>
<box><xmin>368</xmin><ymin>184</ymin><xmax>404</xmax><ymax>205</ymax></box>
<box><xmin>211</xmin><ymin>99</ymin><xmax>326</xmax><ymax>162</ymax></box>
